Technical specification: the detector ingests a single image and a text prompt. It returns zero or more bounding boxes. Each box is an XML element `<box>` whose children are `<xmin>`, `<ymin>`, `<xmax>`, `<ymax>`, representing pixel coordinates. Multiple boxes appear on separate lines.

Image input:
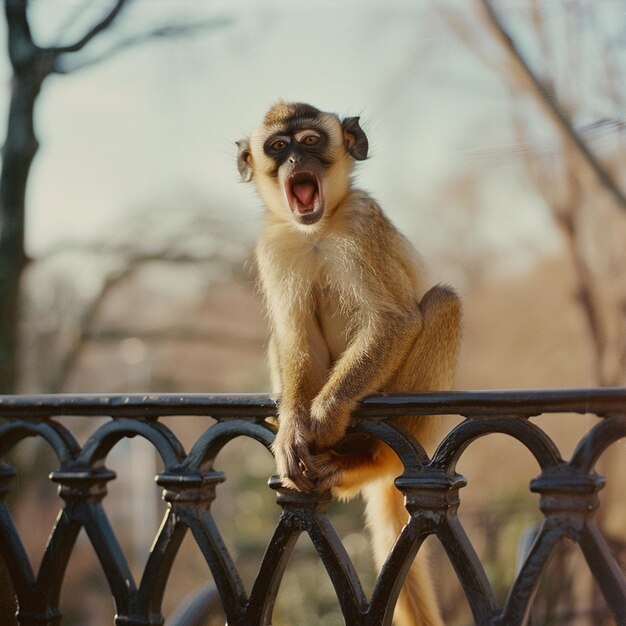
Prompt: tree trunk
<box><xmin>0</xmin><ymin>72</ymin><xmax>41</xmax><ymax>393</ymax></box>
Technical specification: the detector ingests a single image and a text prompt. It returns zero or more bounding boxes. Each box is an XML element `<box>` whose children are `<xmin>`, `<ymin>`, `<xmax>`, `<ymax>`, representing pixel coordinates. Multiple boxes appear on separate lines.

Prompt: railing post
<box><xmin>264</xmin><ymin>476</ymin><xmax>369</xmax><ymax>626</ymax></box>
<box><xmin>530</xmin><ymin>466</ymin><xmax>605</xmax><ymax>529</ymax></box>
<box><xmin>396</xmin><ymin>469</ymin><xmax>500</xmax><ymax>625</ymax></box>
<box><xmin>530</xmin><ymin>466</ymin><xmax>626</xmax><ymax>623</ymax></box>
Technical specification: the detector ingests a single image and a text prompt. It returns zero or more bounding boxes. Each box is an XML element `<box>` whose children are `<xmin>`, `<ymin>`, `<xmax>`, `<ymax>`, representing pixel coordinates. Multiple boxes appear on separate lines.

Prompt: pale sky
<box><xmin>1</xmin><ymin>0</ymin><xmax>562</xmax><ymax>274</ymax></box>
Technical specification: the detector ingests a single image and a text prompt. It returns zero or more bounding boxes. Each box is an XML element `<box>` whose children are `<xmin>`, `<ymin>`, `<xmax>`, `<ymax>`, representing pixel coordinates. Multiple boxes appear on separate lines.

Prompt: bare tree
<box><xmin>442</xmin><ymin>5</ymin><xmax>626</xmax><ymax>621</ymax></box>
<box><xmin>446</xmin><ymin>0</ymin><xmax>626</xmax><ymax>386</ymax></box>
<box><xmin>26</xmin><ymin>207</ymin><xmax>252</xmax><ymax>394</ymax></box>
<box><xmin>0</xmin><ymin>0</ymin><xmax>122</xmax><ymax>393</ymax></box>
<box><xmin>0</xmin><ymin>0</ymin><xmax>231</xmax><ymax>394</ymax></box>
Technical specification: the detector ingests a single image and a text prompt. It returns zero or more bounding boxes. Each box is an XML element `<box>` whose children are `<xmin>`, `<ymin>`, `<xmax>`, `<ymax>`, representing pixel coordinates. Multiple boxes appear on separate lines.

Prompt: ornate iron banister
<box><xmin>0</xmin><ymin>388</ymin><xmax>624</xmax><ymax>626</ymax></box>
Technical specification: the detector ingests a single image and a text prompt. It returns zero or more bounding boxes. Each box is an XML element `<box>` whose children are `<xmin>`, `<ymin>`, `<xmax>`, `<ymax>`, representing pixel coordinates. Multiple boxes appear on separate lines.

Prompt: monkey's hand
<box><xmin>272</xmin><ymin>425</ymin><xmax>317</xmax><ymax>493</ymax></box>
<box><xmin>308</xmin><ymin>395</ymin><xmax>354</xmax><ymax>450</ymax></box>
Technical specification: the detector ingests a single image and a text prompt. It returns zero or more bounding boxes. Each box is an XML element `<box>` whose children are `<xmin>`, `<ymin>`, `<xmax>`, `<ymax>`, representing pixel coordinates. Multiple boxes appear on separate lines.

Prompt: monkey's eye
<box><xmin>301</xmin><ymin>134</ymin><xmax>320</xmax><ymax>146</ymax></box>
<box><xmin>270</xmin><ymin>138</ymin><xmax>289</xmax><ymax>151</ymax></box>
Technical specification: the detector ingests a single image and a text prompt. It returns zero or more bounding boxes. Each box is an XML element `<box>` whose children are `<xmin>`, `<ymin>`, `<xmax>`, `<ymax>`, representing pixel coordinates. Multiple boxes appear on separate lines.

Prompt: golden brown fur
<box><xmin>237</xmin><ymin>101</ymin><xmax>462</xmax><ymax>626</ymax></box>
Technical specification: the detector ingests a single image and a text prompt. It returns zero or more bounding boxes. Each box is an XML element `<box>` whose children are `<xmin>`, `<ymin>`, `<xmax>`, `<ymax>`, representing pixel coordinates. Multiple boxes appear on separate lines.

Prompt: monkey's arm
<box><xmin>269</xmin><ymin>307</ymin><xmax>333</xmax><ymax>491</ymax></box>
<box><xmin>309</xmin><ymin>305</ymin><xmax>423</xmax><ymax>450</ymax></box>
<box><xmin>257</xmin><ymin>244</ymin><xmax>332</xmax><ymax>491</ymax></box>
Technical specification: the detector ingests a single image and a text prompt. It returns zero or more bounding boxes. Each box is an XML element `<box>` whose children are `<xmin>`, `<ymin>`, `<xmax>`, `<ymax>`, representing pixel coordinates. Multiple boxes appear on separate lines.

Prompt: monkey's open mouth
<box><xmin>286</xmin><ymin>172</ymin><xmax>324</xmax><ymax>224</ymax></box>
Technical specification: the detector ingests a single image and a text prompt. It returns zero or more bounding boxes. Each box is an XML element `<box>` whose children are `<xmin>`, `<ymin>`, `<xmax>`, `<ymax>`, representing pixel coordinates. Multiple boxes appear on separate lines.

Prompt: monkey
<box><xmin>236</xmin><ymin>101</ymin><xmax>461</xmax><ymax>626</ymax></box>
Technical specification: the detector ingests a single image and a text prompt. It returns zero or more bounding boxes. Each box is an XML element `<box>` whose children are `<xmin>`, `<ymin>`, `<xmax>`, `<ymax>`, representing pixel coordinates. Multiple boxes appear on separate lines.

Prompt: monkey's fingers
<box><xmin>272</xmin><ymin>432</ymin><xmax>316</xmax><ymax>492</ymax></box>
<box><xmin>307</xmin><ymin>451</ymin><xmax>343</xmax><ymax>493</ymax></box>
<box><xmin>281</xmin><ymin>475</ymin><xmax>313</xmax><ymax>493</ymax></box>
<box><xmin>282</xmin><ymin>470</ymin><xmax>314</xmax><ymax>493</ymax></box>
<box><xmin>280</xmin><ymin>449</ymin><xmax>316</xmax><ymax>493</ymax></box>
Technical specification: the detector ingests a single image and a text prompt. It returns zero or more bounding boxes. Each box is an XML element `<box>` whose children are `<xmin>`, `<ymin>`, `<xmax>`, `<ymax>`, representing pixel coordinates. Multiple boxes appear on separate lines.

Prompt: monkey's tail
<box><xmin>363</xmin><ymin>479</ymin><xmax>443</xmax><ymax>626</ymax></box>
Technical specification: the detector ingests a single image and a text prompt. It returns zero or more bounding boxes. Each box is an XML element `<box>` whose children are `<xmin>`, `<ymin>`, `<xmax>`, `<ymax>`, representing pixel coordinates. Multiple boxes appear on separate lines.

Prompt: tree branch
<box><xmin>437</xmin><ymin>4</ymin><xmax>504</xmax><ymax>75</ymax></box>
<box><xmin>476</xmin><ymin>0</ymin><xmax>626</xmax><ymax>212</ymax></box>
<box><xmin>54</xmin><ymin>17</ymin><xmax>233</xmax><ymax>75</ymax></box>
<box><xmin>48</xmin><ymin>0</ymin><xmax>127</xmax><ymax>55</ymax></box>
<box><xmin>84</xmin><ymin>328</ymin><xmax>264</xmax><ymax>347</ymax></box>
<box><xmin>50</xmin><ymin>260</ymin><xmax>132</xmax><ymax>392</ymax></box>
<box><xmin>50</xmin><ymin>1</ymin><xmax>95</xmax><ymax>50</ymax></box>
<box><xmin>45</xmin><ymin>240</ymin><xmax>243</xmax><ymax>392</ymax></box>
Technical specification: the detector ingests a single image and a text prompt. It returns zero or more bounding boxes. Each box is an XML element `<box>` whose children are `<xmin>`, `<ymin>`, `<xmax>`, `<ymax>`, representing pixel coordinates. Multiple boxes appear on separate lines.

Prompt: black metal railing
<box><xmin>0</xmin><ymin>389</ymin><xmax>625</xmax><ymax>626</ymax></box>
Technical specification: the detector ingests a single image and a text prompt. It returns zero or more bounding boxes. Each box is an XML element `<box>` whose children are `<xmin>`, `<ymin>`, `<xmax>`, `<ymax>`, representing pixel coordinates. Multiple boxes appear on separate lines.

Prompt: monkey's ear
<box><xmin>341</xmin><ymin>116</ymin><xmax>368</xmax><ymax>161</ymax></box>
<box><xmin>236</xmin><ymin>139</ymin><xmax>253</xmax><ymax>182</ymax></box>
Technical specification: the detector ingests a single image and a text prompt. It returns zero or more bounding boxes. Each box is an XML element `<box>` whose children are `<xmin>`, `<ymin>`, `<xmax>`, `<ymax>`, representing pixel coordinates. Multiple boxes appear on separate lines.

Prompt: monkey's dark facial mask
<box><xmin>241</xmin><ymin>103</ymin><xmax>369</xmax><ymax>228</ymax></box>
<box><xmin>265</xmin><ymin>129</ymin><xmax>328</xmax><ymax>226</ymax></box>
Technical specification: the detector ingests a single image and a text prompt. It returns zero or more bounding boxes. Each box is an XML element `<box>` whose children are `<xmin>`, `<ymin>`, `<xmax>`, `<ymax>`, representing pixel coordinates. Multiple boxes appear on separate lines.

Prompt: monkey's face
<box><xmin>237</xmin><ymin>102</ymin><xmax>368</xmax><ymax>230</ymax></box>
<box><xmin>261</xmin><ymin>126</ymin><xmax>333</xmax><ymax>227</ymax></box>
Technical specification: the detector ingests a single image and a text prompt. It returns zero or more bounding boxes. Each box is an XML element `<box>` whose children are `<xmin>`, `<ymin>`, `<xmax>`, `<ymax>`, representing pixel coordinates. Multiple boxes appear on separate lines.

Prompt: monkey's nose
<box><xmin>288</xmin><ymin>154</ymin><xmax>302</xmax><ymax>164</ymax></box>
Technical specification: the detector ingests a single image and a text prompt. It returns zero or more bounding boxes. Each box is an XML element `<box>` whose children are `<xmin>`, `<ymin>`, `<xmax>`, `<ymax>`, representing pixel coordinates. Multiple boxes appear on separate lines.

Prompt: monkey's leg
<box><xmin>370</xmin><ymin>284</ymin><xmax>463</xmax><ymax>457</ymax></box>
<box><xmin>389</xmin><ymin>284</ymin><xmax>461</xmax><ymax>396</ymax></box>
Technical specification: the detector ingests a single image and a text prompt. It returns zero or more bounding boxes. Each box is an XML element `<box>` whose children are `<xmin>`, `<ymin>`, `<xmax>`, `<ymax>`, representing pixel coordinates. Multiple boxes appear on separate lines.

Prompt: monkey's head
<box><xmin>237</xmin><ymin>101</ymin><xmax>368</xmax><ymax>229</ymax></box>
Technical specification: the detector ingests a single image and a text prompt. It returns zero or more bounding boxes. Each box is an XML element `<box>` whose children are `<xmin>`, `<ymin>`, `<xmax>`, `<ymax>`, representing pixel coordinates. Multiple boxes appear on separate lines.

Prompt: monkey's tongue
<box><xmin>292</xmin><ymin>182</ymin><xmax>317</xmax><ymax>210</ymax></box>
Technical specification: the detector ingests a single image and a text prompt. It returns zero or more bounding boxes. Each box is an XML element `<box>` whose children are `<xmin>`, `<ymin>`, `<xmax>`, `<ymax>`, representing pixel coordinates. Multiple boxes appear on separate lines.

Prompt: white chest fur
<box><xmin>258</xmin><ymin>224</ymin><xmax>361</xmax><ymax>364</ymax></box>
<box><xmin>314</xmin><ymin>284</ymin><xmax>350</xmax><ymax>363</ymax></box>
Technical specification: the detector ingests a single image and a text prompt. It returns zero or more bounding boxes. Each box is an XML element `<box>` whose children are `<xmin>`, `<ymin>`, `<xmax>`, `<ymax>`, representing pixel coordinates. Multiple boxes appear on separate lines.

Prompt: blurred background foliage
<box><xmin>0</xmin><ymin>0</ymin><xmax>625</xmax><ymax>624</ymax></box>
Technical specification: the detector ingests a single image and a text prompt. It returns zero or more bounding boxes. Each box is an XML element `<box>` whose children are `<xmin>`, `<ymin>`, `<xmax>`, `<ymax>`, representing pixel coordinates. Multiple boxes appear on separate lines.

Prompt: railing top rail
<box><xmin>0</xmin><ymin>387</ymin><xmax>625</xmax><ymax>419</ymax></box>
